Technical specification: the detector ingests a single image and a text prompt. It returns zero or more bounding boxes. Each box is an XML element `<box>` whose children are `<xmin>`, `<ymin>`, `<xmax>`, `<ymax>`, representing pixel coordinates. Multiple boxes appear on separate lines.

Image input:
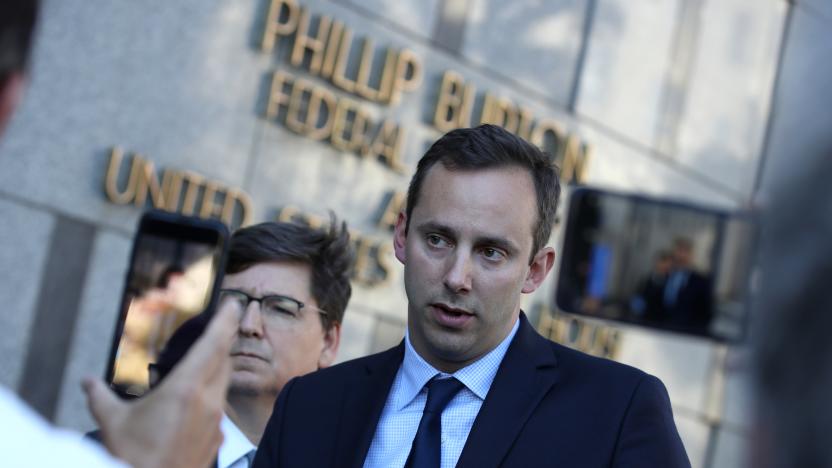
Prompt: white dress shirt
<box><xmin>219</xmin><ymin>413</ymin><xmax>257</xmax><ymax>468</ymax></box>
<box><xmin>363</xmin><ymin>318</ymin><xmax>520</xmax><ymax>468</ymax></box>
<box><xmin>0</xmin><ymin>386</ymin><xmax>127</xmax><ymax>468</ymax></box>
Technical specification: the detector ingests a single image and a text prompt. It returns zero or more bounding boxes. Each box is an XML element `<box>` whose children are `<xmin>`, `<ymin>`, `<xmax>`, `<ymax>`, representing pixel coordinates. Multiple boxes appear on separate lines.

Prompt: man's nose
<box><xmin>444</xmin><ymin>251</ymin><xmax>473</xmax><ymax>293</ymax></box>
<box><xmin>238</xmin><ymin>301</ymin><xmax>264</xmax><ymax>337</ymax></box>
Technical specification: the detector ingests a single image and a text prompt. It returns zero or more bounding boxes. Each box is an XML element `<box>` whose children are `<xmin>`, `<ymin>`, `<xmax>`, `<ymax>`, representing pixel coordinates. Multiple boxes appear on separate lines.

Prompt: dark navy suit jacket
<box><xmin>253</xmin><ymin>314</ymin><xmax>690</xmax><ymax>467</ymax></box>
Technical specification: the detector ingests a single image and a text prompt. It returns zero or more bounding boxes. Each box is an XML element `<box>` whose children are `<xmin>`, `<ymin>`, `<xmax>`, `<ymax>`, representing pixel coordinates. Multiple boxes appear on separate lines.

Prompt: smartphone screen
<box><xmin>556</xmin><ymin>187</ymin><xmax>754</xmax><ymax>342</ymax></box>
<box><xmin>107</xmin><ymin>212</ymin><xmax>228</xmax><ymax>397</ymax></box>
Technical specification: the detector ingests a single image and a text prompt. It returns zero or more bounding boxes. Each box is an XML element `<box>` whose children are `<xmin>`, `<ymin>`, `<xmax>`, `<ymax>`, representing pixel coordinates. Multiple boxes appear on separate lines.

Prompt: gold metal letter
<box><xmin>355</xmin><ymin>38</ymin><xmax>380</xmax><ymax>101</ymax></box>
<box><xmin>305</xmin><ymin>85</ymin><xmax>337</xmax><ymax>141</ymax></box>
<box><xmin>367</xmin><ymin>120</ymin><xmax>405</xmax><ymax>173</ymax></box>
<box><xmin>561</xmin><ymin>137</ymin><xmax>591</xmax><ymax>184</ymax></box>
<box><xmin>104</xmin><ymin>147</ymin><xmax>139</xmax><ymax>205</ymax></box>
<box><xmin>376</xmin><ymin>191</ymin><xmax>406</xmax><ymax>231</ymax></box>
<box><xmin>180</xmin><ymin>171</ymin><xmax>205</xmax><ymax>216</ymax></box>
<box><xmin>266</xmin><ymin>70</ymin><xmax>294</xmax><ymax>120</ymax></box>
<box><xmin>331</xmin><ymin>97</ymin><xmax>367</xmax><ymax>152</ymax></box>
<box><xmin>433</xmin><ymin>70</ymin><xmax>474</xmax><ymax>132</ymax></box>
<box><xmin>133</xmin><ymin>157</ymin><xmax>167</xmax><ymax>209</ymax></box>
<box><xmin>321</xmin><ymin>20</ymin><xmax>344</xmax><ymax>80</ymax></box>
<box><xmin>290</xmin><ymin>8</ymin><xmax>332</xmax><ymax>76</ymax></box>
<box><xmin>223</xmin><ymin>189</ymin><xmax>254</xmax><ymax>227</ymax></box>
<box><xmin>389</xmin><ymin>49</ymin><xmax>422</xmax><ymax>106</ymax></box>
<box><xmin>332</xmin><ymin>26</ymin><xmax>357</xmax><ymax>93</ymax></box>
<box><xmin>285</xmin><ymin>77</ymin><xmax>314</xmax><ymax>134</ymax></box>
<box><xmin>261</xmin><ymin>0</ymin><xmax>300</xmax><ymax>53</ymax></box>
<box><xmin>199</xmin><ymin>181</ymin><xmax>223</xmax><ymax>219</ymax></box>
<box><xmin>480</xmin><ymin>93</ymin><xmax>519</xmax><ymax>133</ymax></box>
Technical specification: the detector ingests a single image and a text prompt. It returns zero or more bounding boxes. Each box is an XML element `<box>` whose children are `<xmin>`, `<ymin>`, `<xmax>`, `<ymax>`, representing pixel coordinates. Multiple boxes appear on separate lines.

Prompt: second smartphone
<box><xmin>105</xmin><ymin>210</ymin><xmax>230</xmax><ymax>398</ymax></box>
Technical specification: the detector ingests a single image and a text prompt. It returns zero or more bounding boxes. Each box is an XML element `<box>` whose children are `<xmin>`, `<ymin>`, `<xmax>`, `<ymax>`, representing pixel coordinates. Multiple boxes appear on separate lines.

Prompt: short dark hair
<box><xmin>226</xmin><ymin>218</ymin><xmax>353</xmax><ymax>330</ymax></box>
<box><xmin>0</xmin><ymin>0</ymin><xmax>39</xmax><ymax>85</ymax></box>
<box><xmin>405</xmin><ymin>124</ymin><xmax>561</xmax><ymax>260</ymax></box>
<box><xmin>673</xmin><ymin>237</ymin><xmax>693</xmax><ymax>250</ymax></box>
<box><xmin>656</xmin><ymin>250</ymin><xmax>672</xmax><ymax>262</ymax></box>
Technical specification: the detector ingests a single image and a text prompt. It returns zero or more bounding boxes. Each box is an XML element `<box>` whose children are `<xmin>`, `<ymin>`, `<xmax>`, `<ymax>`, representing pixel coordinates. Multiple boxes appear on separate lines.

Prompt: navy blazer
<box><xmin>253</xmin><ymin>315</ymin><xmax>690</xmax><ymax>467</ymax></box>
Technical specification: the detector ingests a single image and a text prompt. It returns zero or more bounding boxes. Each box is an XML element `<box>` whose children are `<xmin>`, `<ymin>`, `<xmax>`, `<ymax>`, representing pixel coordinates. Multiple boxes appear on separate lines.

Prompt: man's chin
<box><xmin>228</xmin><ymin>375</ymin><xmax>274</xmax><ymax>397</ymax></box>
<box><xmin>421</xmin><ymin>333</ymin><xmax>480</xmax><ymax>365</ymax></box>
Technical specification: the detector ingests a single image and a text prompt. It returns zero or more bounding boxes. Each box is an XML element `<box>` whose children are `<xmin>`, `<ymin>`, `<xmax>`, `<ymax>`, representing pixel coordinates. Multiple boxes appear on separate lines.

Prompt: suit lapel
<box><xmin>334</xmin><ymin>342</ymin><xmax>404</xmax><ymax>468</ymax></box>
<box><xmin>456</xmin><ymin>315</ymin><xmax>559</xmax><ymax>468</ymax></box>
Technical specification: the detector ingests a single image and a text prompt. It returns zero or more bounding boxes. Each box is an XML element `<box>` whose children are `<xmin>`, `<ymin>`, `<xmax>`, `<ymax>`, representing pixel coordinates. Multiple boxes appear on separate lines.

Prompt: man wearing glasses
<box><xmin>217</xmin><ymin>218</ymin><xmax>353</xmax><ymax>467</ymax></box>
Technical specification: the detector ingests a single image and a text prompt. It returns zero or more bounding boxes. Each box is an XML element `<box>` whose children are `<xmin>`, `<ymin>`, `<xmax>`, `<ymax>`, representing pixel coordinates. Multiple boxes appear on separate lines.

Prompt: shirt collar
<box><xmin>218</xmin><ymin>413</ymin><xmax>256</xmax><ymax>468</ymax></box>
<box><xmin>397</xmin><ymin>317</ymin><xmax>520</xmax><ymax>410</ymax></box>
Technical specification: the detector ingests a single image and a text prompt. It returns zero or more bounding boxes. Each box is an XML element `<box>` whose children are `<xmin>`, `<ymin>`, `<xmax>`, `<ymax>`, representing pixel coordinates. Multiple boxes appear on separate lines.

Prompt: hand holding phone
<box><xmin>85</xmin><ymin>299</ymin><xmax>239</xmax><ymax>468</ymax></box>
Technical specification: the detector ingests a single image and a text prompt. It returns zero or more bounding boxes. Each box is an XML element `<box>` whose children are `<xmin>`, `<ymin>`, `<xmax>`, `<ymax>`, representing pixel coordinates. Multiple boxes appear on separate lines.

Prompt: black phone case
<box><xmin>104</xmin><ymin>209</ymin><xmax>230</xmax><ymax>397</ymax></box>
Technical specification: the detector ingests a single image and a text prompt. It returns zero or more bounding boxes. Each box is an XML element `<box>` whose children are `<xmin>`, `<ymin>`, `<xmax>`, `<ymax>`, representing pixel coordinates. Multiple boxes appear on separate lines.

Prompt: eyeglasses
<box><xmin>219</xmin><ymin>289</ymin><xmax>327</xmax><ymax>320</ymax></box>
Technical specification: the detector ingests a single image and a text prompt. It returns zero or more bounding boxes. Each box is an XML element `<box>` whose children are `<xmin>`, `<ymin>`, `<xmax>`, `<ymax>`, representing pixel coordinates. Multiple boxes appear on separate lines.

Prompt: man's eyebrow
<box><xmin>415</xmin><ymin>221</ymin><xmax>457</xmax><ymax>238</ymax></box>
<box><xmin>475</xmin><ymin>236</ymin><xmax>518</xmax><ymax>255</ymax></box>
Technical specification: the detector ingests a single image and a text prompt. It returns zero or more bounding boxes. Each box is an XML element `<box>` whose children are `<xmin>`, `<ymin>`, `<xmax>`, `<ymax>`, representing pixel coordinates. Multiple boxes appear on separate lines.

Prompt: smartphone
<box><xmin>556</xmin><ymin>187</ymin><xmax>755</xmax><ymax>342</ymax></box>
<box><xmin>105</xmin><ymin>210</ymin><xmax>230</xmax><ymax>398</ymax></box>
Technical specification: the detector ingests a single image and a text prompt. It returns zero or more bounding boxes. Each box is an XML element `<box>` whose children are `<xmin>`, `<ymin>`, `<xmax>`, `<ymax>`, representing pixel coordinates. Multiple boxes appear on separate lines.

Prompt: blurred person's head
<box><xmin>156</xmin><ymin>265</ymin><xmax>184</xmax><ymax>289</ymax></box>
<box><xmin>672</xmin><ymin>238</ymin><xmax>693</xmax><ymax>268</ymax></box>
<box><xmin>221</xmin><ymin>218</ymin><xmax>353</xmax><ymax>400</ymax></box>
<box><xmin>654</xmin><ymin>250</ymin><xmax>672</xmax><ymax>275</ymax></box>
<box><xmin>752</xmin><ymin>153</ymin><xmax>832</xmax><ymax>467</ymax></box>
<box><xmin>395</xmin><ymin>124</ymin><xmax>559</xmax><ymax>373</ymax></box>
<box><xmin>0</xmin><ymin>0</ymin><xmax>38</xmax><ymax>136</ymax></box>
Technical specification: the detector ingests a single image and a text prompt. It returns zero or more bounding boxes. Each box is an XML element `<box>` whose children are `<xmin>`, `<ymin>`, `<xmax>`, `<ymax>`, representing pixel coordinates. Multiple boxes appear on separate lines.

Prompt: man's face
<box><xmin>673</xmin><ymin>244</ymin><xmax>692</xmax><ymax>268</ymax></box>
<box><xmin>656</xmin><ymin>257</ymin><xmax>672</xmax><ymax>275</ymax></box>
<box><xmin>222</xmin><ymin>261</ymin><xmax>339</xmax><ymax>398</ymax></box>
<box><xmin>394</xmin><ymin>164</ymin><xmax>554</xmax><ymax>372</ymax></box>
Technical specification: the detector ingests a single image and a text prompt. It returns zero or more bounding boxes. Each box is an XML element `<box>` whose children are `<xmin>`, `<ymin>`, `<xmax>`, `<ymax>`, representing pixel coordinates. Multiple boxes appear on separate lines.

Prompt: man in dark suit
<box><xmin>254</xmin><ymin>125</ymin><xmax>690</xmax><ymax>468</ymax></box>
<box><xmin>630</xmin><ymin>250</ymin><xmax>673</xmax><ymax>323</ymax></box>
<box><xmin>662</xmin><ymin>238</ymin><xmax>714</xmax><ymax>334</ymax></box>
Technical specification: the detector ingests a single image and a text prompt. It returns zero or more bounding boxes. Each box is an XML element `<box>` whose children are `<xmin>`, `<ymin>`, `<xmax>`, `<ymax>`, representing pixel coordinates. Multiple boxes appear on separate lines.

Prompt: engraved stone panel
<box><xmin>462</xmin><ymin>0</ymin><xmax>589</xmax><ymax>105</ymax></box>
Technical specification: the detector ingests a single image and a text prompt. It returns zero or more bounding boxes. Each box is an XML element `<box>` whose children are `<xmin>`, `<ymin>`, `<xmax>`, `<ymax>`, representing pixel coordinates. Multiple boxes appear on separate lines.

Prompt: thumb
<box><xmin>82</xmin><ymin>377</ymin><xmax>124</xmax><ymax>429</ymax></box>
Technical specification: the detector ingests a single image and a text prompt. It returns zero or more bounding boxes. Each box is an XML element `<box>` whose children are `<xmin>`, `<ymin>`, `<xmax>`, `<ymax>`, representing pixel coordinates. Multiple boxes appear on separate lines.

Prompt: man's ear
<box><xmin>393</xmin><ymin>211</ymin><xmax>408</xmax><ymax>265</ymax></box>
<box><xmin>0</xmin><ymin>72</ymin><xmax>26</xmax><ymax>137</ymax></box>
<box><xmin>522</xmin><ymin>247</ymin><xmax>556</xmax><ymax>294</ymax></box>
<box><xmin>317</xmin><ymin>322</ymin><xmax>341</xmax><ymax>368</ymax></box>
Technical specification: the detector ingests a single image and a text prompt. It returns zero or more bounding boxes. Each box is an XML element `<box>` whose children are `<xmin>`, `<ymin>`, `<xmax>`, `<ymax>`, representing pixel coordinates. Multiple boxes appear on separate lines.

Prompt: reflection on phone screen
<box><xmin>112</xmin><ymin>233</ymin><xmax>218</xmax><ymax>397</ymax></box>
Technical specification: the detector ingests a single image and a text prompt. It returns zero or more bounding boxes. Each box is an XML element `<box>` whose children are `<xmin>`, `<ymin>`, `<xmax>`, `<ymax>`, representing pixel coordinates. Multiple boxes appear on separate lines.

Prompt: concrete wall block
<box><xmin>615</xmin><ymin>326</ymin><xmax>713</xmax><ymax>414</ymax></box>
<box><xmin>675</xmin><ymin>414</ymin><xmax>710</xmax><ymax>468</ymax></box>
<box><xmin>339</xmin><ymin>0</ymin><xmax>442</xmax><ymax>41</ymax></box>
<box><xmin>0</xmin><ymin>0</ymin><xmax>266</xmax><ymax>230</ymax></box>
<box><xmin>462</xmin><ymin>0</ymin><xmax>589</xmax><ymax>105</ymax></box>
<box><xmin>0</xmin><ymin>201</ymin><xmax>54</xmax><ymax>390</ymax></box>
<box><xmin>712</xmin><ymin>426</ymin><xmax>750</xmax><ymax>468</ymax></box>
<box><xmin>54</xmin><ymin>230</ymin><xmax>131</xmax><ymax>431</ymax></box>
<box><xmin>576</xmin><ymin>0</ymin><xmax>682</xmax><ymax>146</ymax></box>
<box><xmin>798</xmin><ymin>0</ymin><xmax>832</xmax><ymax>21</ymax></box>
<box><xmin>674</xmin><ymin>0</ymin><xmax>786</xmax><ymax>198</ymax></box>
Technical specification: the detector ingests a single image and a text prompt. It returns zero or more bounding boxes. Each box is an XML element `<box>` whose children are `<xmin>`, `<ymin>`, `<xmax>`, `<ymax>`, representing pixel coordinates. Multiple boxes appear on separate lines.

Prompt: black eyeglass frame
<box><xmin>218</xmin><ymin>288</ymin><xmax>327</xmax><ymax>318</ymax></box>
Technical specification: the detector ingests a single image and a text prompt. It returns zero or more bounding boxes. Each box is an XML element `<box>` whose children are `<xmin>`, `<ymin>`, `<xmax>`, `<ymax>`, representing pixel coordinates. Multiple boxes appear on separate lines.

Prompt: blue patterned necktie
<box><xmin>244</xmin><ymin>449</ymin><xmax>256</xmax><ymax>467</ymax></box>
<box><xmin>664</xmin><ymin>271</ymin><xmax>688</xmax><ymax>307</ymax></box>
<box><xmin>405</xmin><ymin>377</ymin><xmax>465</xmax><ymax>468</ymax></box>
